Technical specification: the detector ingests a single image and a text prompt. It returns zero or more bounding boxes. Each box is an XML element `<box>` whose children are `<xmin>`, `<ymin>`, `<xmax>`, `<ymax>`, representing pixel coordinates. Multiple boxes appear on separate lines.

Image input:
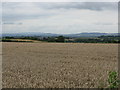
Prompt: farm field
<box><xmin>2</xmin><ymin>42</ymin><xmax>118</xmax><ymax>88</ymax></box>
<box><xmin>1</xmin><ymin>39</ymin><xmax>42</xmax><ymax>43</ymax></box>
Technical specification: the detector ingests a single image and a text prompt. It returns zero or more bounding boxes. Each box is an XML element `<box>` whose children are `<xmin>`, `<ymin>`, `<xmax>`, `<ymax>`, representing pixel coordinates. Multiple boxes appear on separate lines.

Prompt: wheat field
<box><xmin>2</xmin><ymin>42</ymin><xmax>118</xmax><ymax>88</ymax></box>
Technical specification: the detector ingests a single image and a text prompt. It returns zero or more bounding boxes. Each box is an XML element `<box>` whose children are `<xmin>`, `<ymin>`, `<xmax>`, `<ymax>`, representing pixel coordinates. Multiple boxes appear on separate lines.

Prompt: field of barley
<box><xmin>2</xmin><ymin>42</ymin><xmax>118</xmax><ymax>88</ymax></box>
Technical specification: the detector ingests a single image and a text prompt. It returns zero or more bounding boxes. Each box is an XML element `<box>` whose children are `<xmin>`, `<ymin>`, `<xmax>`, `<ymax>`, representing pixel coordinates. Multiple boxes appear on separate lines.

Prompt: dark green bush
<box><xmin>108</xmin><ymin>71</ymin><xmax>120</xmax><ymax>88</ymax></box>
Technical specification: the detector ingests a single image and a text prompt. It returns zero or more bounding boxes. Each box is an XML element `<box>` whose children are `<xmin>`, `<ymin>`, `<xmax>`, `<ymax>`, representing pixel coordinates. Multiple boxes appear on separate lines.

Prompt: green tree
<box><xmin>56</xmin><ymin>36</ymin><xmax>65</xmax><ymax>42</ymax></box>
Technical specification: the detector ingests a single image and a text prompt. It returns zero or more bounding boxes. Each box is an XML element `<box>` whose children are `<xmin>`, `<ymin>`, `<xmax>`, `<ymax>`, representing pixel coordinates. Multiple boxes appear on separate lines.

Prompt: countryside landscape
<box><xmin>2</xmin><ymin>33</ymin><xmax>119</xmax><ymax>88</ymax></box>
<box><xmin>2</xmin><ymin>1</ymin><xmax>119</xmax><ymax>88</ymax></box>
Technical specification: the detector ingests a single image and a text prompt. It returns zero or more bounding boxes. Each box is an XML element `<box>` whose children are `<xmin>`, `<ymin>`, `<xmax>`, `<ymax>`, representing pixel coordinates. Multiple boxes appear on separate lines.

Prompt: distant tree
<box><xmin>5</xmin><ymin>37</ymin><xmax>14</xmax><ymax>39</ymax></box>
<box><xmin>47</xmin><ymin>37</ymin><xmax>56</xmax><ymax>42</ymax></box>
<box><xmin>56</xmin><ymin>36</ymin><xmax>65</xmax><ymax>42</ymax></box>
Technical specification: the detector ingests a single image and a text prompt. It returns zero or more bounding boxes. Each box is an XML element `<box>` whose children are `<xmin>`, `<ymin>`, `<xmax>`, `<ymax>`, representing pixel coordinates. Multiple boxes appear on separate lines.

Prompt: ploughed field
<box><xmin>2</xmin><ymin>42</ymin><xmax>118</xmax><ymax>88</ymax></box>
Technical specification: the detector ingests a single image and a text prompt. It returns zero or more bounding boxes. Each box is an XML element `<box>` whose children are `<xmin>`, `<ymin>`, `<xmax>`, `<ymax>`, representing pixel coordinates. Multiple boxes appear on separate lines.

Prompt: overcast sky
<box><xmin>2</xmin><ymin>2</ymin><xmax>118</xmax><ymax>34</ymax></box>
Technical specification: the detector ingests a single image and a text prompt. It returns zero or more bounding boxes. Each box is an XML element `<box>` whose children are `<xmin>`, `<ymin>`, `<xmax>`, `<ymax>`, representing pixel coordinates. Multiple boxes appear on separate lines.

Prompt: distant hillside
<box><xmin>64</xmin><ymin>33</ymin><xmax>119</xmax><ymax>37</ymax></box>
<box><xmin>2</xmin><ymin>32</ymin><xmax>60</xmax><ymax>37</ymax></box>
<box><xmin>2</xmin><ymin>32</ymin><xmax>119</xmax><ymax>38</ymax></box>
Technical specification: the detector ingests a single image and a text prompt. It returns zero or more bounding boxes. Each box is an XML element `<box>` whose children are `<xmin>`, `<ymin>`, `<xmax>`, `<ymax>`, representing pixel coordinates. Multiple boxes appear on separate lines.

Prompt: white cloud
<box><xmin>2</xmin><ymin>2</ymin><xmax>118</xmax><ymax>34</ymax></box>
<box><xmin>2</xmin><ymin>0</ymin><xmax>119</xmax><ymax>2</ymax></box>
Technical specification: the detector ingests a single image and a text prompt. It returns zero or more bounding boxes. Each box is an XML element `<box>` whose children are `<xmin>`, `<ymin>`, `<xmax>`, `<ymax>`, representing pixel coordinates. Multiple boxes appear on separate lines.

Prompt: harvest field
<box><xmin>2</xmin><ymin>42</ymin><xmax>118</xmax><ymax>88</ymax></box>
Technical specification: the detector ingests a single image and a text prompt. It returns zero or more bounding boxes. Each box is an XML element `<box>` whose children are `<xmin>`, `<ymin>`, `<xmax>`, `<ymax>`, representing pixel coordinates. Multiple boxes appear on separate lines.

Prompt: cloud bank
<box><xmin>2</xmin><ymin>2</ymin><xmax>118</xmax><ymax>34</ymax></box>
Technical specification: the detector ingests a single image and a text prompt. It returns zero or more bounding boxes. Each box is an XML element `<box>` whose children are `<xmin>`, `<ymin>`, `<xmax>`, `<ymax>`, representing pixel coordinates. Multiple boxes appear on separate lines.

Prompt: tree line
<box><xmin>2</xmin><ymin>35</ymin><xmax>120</xmax><ymax>43</ymax></box>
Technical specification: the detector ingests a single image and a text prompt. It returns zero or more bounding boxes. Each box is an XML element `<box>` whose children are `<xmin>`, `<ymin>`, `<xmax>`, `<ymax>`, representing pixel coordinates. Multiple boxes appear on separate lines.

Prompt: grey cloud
<box><xmin>118</xmin><ymin>2</ymin><xmax>120</xmax><ymax>11</ymax></box>
<box><xmin>0</xmin><ymin>2</ymin><xmax>2</xmax><ymax>22</ymax></box>
<box><xmin>3</xmin><ymin>2</ymin><xmax>117</xmax><ymax>10</ymax></box>
<box><xmin>35</xmin><ymin>2</ymin><xmax>118</xmax><ymax>11</ymax></box>
<box><xmin>3</xmin><ymin>22</ymin><xmax>23</xmax><ymax>25</ymax></box>
<box><xmin>2</xmin><ymin>2</ymin><xmax>118</xmax><ymax>24</ymax></box>
<box><xmin>3</xmin><ymin>22</ymin><xmax>15</xmax><ymax>24</ymax></box>
<box><xmin>94</xmin><ymin>22</ymin><xmax>115</xmax><ymax>25</ymax></box>
<box><xmin>3</xmin><ymin>14</ymin><xmax>47</xmax><ymax>21</ymax></box>
<box><xmin>2</xmin><ymin>2</ymin><xmax>59</xmax><ymax>21</ymax></box>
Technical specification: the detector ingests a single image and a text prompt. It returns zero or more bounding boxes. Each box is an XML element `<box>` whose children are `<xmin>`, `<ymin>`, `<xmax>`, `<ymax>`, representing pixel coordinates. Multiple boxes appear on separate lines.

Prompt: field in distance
<box><xmin>2</xmin><ymin>42</ymin><xmax>118</xmax><ymax>88</ymax></box>
<box><xmin>1</xmin><ymin>38</ymin><xmax>43</xmax><ymax>43</ymax></box>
